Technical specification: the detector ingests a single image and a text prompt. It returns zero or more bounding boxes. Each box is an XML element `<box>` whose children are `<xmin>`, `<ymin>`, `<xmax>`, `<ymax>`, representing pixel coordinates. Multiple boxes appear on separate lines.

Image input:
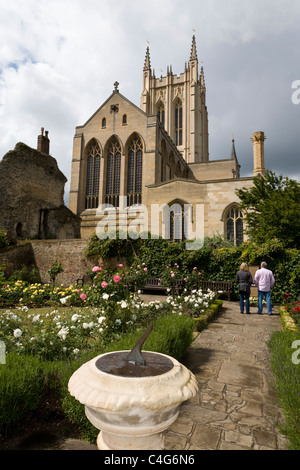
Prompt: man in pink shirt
<box><xmin>254</xmin><ymin>262</ymin><xmax>275</xmax><ymax>315</ymax></box>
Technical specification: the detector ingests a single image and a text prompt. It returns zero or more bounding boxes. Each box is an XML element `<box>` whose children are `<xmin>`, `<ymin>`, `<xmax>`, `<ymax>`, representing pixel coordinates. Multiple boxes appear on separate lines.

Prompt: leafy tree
<box><xmin>236</xmin><ymin>170</ymin><xmax>300</xmax><ymax>248</ymax></box>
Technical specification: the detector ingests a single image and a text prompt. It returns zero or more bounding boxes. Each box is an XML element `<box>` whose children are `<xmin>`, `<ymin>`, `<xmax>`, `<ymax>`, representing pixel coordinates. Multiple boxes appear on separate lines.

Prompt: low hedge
<box><xmin>279</xmin><ymin>306</ymin><xmax>298</xmax><ymax>332</ymax></box>
<box><xmin>193</xmin><ymin>299</ymin><xmax>223</xmax><ymax>332</ymax></box>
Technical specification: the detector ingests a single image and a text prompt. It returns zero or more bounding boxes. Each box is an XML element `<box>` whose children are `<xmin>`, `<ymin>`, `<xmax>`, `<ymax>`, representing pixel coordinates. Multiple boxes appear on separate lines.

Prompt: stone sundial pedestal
<box><xmin>68</xmin><ymin>324</ymin><xmax>198</xmax><ymax>450</ymax></box>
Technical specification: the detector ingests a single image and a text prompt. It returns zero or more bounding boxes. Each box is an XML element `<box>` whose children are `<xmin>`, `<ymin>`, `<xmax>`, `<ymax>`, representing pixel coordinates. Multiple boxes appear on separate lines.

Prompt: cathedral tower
<box><xmin>140</xmin><ymin>35</ymin><xmax>209</xmax><ymax>164</ymax></box>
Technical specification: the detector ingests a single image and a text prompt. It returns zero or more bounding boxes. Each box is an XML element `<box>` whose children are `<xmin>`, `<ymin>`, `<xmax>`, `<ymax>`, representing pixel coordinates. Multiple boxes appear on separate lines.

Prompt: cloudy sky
<box><xmin>0</xmin><ymin>0</ymin><xmax>299</xmax><ymax>204</ymax></box>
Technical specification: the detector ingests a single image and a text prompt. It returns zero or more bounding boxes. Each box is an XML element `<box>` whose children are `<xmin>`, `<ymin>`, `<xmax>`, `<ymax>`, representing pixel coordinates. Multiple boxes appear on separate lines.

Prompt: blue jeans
<box><xmin>239</xmin><ymin>293</ymin><xmax>250</xmax><ymax>313</ymax></box>
<box><xmin>258</xmin><ymin>290</ymin><xmax>272</xmax><ymax>315</ymax></box>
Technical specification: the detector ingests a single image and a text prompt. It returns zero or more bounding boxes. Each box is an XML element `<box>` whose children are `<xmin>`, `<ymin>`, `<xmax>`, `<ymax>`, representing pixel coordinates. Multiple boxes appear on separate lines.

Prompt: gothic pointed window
<box><xmin>169</xmin><ymin>201</ymin><xmax>186</xmax><ymax>242</ymax></box>
<box><xmin>127</xmin><ymin>135</ymin><xmax>143</xmax><ymax>206</ymax></box>
<box><xmin>105</xmin><ymin>138</ymin><xmax>121</xmax><ymax>207</ymax></box>
<box><xmin>161</xmin><ymin>140</ymin><xmax>167</xmax><ymax>182</ymax></box>
<box><xmin>175</xmin><ymin>100</ymin><xmax>183</xmax><ymax>146</ymax></box>
<box><xmin>225</xmin><ymin>206</ymin><xmax>244</xmax><ymax>246</ymax></box>
<box><xmin>85</xmin><ymin>141</ymin><xmax>101</xmax><ymax>209</ymax></box>
<box><xmin>157</xmin><ymin>102</ymin><xmax>165</xmax><ymax>128</ymax></box>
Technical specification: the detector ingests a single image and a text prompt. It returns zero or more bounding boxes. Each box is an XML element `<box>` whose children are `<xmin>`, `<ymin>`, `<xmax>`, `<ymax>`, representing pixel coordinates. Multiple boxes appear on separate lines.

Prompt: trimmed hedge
<box><xmin>279</xmin><ymin>306</ymin><xmax>298</xmax><ymax>332</ymax></box>
<box><xmin>192</xmin><ymin>299</ymin><xmax>223</xmax><ymax>332</ymax></box>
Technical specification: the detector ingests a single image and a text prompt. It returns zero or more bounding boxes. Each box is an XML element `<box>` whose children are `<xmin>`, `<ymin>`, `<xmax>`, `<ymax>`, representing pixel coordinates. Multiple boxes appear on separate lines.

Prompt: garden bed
<box><xmin>0</xmin><ymin>260</ymin><xmax>223</xmax><ymax>447</ymax></box>
<box><xmin>0</xmin><ymin>312</ymin><xmax>197</xmax><ymax>448</ymax></box>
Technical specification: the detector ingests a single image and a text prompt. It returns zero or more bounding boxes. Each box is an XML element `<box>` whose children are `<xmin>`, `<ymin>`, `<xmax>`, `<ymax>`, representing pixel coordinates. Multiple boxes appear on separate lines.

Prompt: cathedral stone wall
<box><xmin>145</xmin><ymin>177</ymin><xmax>253</xmax><ymax>239</ymax></box>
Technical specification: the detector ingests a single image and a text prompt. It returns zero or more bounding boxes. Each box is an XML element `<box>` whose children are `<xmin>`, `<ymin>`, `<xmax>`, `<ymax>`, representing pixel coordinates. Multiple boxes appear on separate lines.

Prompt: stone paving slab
<box><xmin>163</xmin><ymin>301</ymin><xmax>287</xmax><ymax>451</ymax></box>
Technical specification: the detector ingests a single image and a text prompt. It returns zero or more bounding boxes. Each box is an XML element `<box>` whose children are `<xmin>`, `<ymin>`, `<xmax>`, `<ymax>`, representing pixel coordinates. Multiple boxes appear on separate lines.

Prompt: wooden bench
<box><xmin>75</xmin><ymin>276</ymin><xmax>232</xmax><ymax>300</ymax></box>
<box><xmin>141</xmin><ymin>278</ymin><xmax>232</xmax><ymax>300</ymax></box>
<box><xmin>197</xmin><ymin>280</ymin><xmax>233</xmax><ymax>300</ymax></box>
<box><xmin>141</xmin><ymin>278</ymin><xmax>184</xmax><ymax>295</ymax></box>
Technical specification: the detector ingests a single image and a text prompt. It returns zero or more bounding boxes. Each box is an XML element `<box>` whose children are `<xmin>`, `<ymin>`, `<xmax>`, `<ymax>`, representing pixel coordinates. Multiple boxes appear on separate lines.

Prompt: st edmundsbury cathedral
<box><xmin>0</xmin><ymin>36</ymin><xmax>267</xmax><ymax>245</ymax></box>
<box><xmin>68</xmin><ymin>35</ymin><xmax>266</xmax><ymax>246</ymax></box>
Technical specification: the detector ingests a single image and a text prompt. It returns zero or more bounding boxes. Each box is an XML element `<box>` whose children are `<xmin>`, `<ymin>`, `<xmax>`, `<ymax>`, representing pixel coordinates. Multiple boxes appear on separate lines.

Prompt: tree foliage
<box><xmin>236</xmin><ymin>170</ymin><xmax>300</xmax><ymax>248</ymax></box>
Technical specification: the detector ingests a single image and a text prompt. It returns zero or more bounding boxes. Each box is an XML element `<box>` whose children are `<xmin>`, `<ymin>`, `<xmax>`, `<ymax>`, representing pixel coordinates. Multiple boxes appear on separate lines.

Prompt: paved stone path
<box><xmin>163</xmin><ymin>301</ymin><xmax>287</xmax><ymax>450</ymax></box>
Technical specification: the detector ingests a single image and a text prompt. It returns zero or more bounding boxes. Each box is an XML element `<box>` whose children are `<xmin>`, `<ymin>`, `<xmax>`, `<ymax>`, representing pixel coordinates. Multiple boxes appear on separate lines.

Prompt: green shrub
<box><xmin>268</xmin><ymin>330</ymin><xmax>300</xmax><ymax>450</ymax></box>
<box><xmin>0</xmin><ymin>266</ymin><xmax>6</xmax><ymax>286</ymax></box>
<box><xmin>0</xmin><ymin>353</ymin><xmax>45</xmax><ymax>430</ymax></box>
<box><xmin>105</xmin><ymin>314</ymin><xmax>194</xmax><ymax>360</ymax></box>
<box><xmin>8</xmin><ymin>265</ymin><xmax>40</xmax><ymax>284</ymax></box>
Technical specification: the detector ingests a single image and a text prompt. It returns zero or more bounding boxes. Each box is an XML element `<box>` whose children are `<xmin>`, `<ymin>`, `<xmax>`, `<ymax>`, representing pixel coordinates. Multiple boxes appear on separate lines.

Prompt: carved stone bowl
<box><xmin>68</xmin><ymin>350</ymin><xmax>198</xmax><ymax>450</ymax></box>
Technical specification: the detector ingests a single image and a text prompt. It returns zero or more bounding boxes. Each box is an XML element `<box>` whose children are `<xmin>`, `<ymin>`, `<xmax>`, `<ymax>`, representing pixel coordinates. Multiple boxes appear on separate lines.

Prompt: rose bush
<box><xmin>282</xmin><ymin>293</ymin><xmax>300</xmax><ymax>327</ymax></box>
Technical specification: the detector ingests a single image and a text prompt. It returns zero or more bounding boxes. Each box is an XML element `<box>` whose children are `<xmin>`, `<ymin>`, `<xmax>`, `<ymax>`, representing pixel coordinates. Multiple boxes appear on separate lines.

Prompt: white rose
<box><xmin>13</xmin><ymin>329</ymin><xmax>22</xmax><ymax>338</ymax></box>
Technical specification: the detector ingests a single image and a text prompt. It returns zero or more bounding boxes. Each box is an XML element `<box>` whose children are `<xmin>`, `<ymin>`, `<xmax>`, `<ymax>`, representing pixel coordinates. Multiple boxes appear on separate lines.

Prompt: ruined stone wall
<box><xmin>0</xmin><ymin>240</ymin><xmax>97</xmax><ymax>285</ymax></box>
<box><xmin>0</xmin><ymin>142</ymin><xmax>80</xmax><ymax>240</ymax></box>
<box><xmin>29</xmin><ymin>240</ymin><xmax>96</xmax><ymax>285</ymax></box>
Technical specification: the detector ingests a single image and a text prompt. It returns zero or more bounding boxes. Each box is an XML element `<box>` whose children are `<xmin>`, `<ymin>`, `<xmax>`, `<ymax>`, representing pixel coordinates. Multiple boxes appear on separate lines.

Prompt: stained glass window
<box><xmin>175</xmin><ymin>101</ymin><xmax>183</xmax><ymax>146</ymax></box>
<box><xmin>127</xmin><ymin>135</ymin><xmax>143</xmax><ymax>206</ymax></box>
<box><xmin>85</xmin><ymin>141</ymin><xmax>101</xmax><ymax>209</ymax></box>
<box><xmin>225</xmin><ymin>206</ymin><xmax>244</xmax><ymax>246</ymax></box>
<box><xmin>157</xmin><ymin>103</ymin><xmax>165</xmax><ymax>128</ymax></box>
<box><xmin>105</xmin><ymin>138</ymin><xmax>121</xmax><ymax>207</ymax></box>
<box><xmin>169</xmin><ymin>202</ymin><xmax>186</xmax><ymax>242</ymax></box>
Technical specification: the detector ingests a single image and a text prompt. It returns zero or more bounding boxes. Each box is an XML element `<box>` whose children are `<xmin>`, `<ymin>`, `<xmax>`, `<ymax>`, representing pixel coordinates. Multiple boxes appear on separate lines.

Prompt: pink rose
<box><xmin>80</xmin><ymin>293</ymin><xmax>87</xmax><ymax>300</ymax></box>
<box><xmin>144</xmin><ymin>267</ymin><xmax>147</xmax><ymax>272</ymax></box>
<box><xmin>171</xmin><ymin>273</ymin><xmax>175</xmax><ymax>277</ymax></box>
<box><xmin>101</xmin><ymin>281</ymin><xmax>108</xmax><ymax>288</ymax></box>
<box><xmin>76</xmin><ymin>289</ymin><xmax>81</xmax><ymax>293</ymax></box>
<box><xmin>92</xmin><ymin>266</ymin><xmax>101</xmax><ymax>272</ymax></box>
<box><xmin>118</xmin><ymin>264</ymin><xmax>123</xmax><ymax>267</ymax></box>
<box><xmin>113</xmin><ymin>275</ymin><xmax>121</xmax><ymax>283</ymax></box>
